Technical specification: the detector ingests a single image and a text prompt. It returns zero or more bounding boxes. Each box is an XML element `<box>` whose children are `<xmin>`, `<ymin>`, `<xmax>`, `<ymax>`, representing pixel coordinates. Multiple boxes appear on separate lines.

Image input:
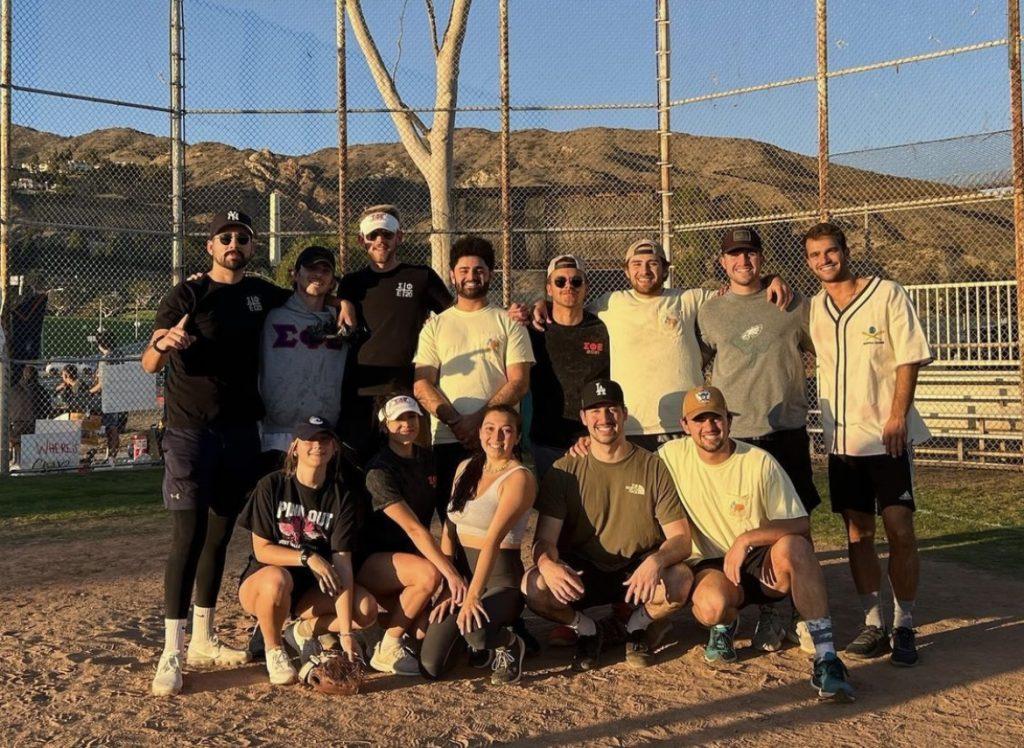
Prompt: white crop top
<box><xmin>448</xmin><ymin>464</ymin><xmax>531</xmax><ymax>546</ymax></box>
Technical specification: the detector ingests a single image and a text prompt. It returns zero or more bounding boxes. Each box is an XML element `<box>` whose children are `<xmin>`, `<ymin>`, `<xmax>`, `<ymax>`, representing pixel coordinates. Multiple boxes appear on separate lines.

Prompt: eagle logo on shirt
<box><xmin>862</xmin><ymin>326</ymin><xmax>885</xmax><ymax>345</ymax></box>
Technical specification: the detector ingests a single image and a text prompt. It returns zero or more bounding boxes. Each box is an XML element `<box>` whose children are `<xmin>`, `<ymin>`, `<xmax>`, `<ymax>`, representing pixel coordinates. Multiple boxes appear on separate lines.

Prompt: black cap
<box><xmin>208</xmin><ymin>210</ymin><xmax>254</xmax><ymax>238</ymax></box>
<box><xmin>294</xmin><ymin>415</ymin><xmax>335</xmax><ymax>440</ymax></box>
<box><xmin>294</xmin><ymin>245</ymin><xmax>336</xmax><ymax>271</ymax></box>
<box><xmin>720</xmin><ymin>226</ymin><xmax>762</xmax><ymax>254</ymax></box>
<box><xmin>580</xmin><ymin>379</ymin><xmax>626</xmax><ymax>410</ymax></box>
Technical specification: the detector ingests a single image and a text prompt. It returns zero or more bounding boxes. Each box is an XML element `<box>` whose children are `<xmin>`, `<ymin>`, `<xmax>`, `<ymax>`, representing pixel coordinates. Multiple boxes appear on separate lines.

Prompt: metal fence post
<box><xmin>499</xmin><ymin>0</ymin><xmax>511</xmax><ymax>306</ymax></box>
<box><xmin>170</xmin><ymin>0</ymin><xmax>185</xmax><ymax>285</ymax></box>
<box><xmin>0</xmin><ymin>0</ymin><xmax>10</xmax><ymax>477</ymax></box>
<box><xmin>1008</xmin><ymin>0</ymin><xmax>1024</xmax><ymax>469</ymax></box>
<box><xmin>336</xmin><ymin>0</ymin><xmax>348</xmax><ymax>271</ymax></box>
<box><xmin>656</xmin><ymin>0</ymin><xmax>672</xmax><ymax>282</ymax></box>
<box><xmin>816</xmin><ymin>0</ymin><xmax>829</xmax><ymax>221</ymax></box>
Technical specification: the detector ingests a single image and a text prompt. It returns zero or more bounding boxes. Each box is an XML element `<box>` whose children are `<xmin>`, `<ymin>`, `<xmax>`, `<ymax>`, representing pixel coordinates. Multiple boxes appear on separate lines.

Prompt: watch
<box><xmin>299</xmin><ymin>549</ymin><xmax>311</xmax><ymax>567</ymax></box>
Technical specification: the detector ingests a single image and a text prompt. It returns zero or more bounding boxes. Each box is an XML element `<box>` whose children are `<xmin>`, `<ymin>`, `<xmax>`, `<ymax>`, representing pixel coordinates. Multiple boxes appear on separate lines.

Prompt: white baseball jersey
<box><xmin>809</xmin><ymin>277</ymin><xmax>932</xmax><ymax>456</ymax></box>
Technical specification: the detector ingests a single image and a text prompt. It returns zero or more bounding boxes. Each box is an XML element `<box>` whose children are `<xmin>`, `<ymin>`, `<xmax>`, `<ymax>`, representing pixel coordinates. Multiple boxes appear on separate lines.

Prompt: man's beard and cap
<box><xmin>208</xmin><ymin>209</ymin><xmax>254</xmax><ymax>272</ymax></box>
<box><xmin>683</xmin><ymin>385</ymin><xmax>733</xmax><ymax>454</ymax></box>
<box><xmin>624</xmin><ymin>239</ymin><xmax>668</xmax><ymax>293</ymax></box>
<box><xmin>579</xmin><ymin>378</ymin><xmax>626</xmax><ymax>445</ymax></box>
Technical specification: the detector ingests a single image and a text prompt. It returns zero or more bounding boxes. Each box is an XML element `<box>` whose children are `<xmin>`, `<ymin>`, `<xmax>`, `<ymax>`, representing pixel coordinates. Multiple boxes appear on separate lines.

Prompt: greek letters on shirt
<box><xmin>270</xmin><ymin>323</ymin><xmax>345</xmax><ymax>350</ymax></box>
<box><xmin>275</xmin><ymin>500</ymin><xmax>335</xmax><ymax>549</ymax></box>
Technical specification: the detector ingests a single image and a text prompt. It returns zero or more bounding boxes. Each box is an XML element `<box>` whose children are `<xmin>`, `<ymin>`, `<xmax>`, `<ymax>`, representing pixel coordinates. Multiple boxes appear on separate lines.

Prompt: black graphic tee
<box><xmin>155</xmin><ymin>276</ymin><xmax>290</xmax><ymax>428</ymax></box>
<box><xmin>338</xmin><ymin>264</ymin><xmax>451</xmax><ymax>394</ymax></box>
<box><xmin>362</xmin><ymin>445</ymin><xmax>438</xmax><ymax>555</ymax></box>
<box><xmin>529</xmin><ymin>312</ymin><xmax>611</xmax><ymax>448</ymax></box>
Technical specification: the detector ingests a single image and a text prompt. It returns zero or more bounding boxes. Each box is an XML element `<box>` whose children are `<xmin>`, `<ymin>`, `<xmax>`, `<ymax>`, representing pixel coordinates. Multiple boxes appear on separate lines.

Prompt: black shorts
<box><xmin>162</xmin><ymin>424</ymin><xmax>261</xmax><ymax>515</ymax></box>
<box><xmin>626</xmin><ymin>432</ymin><xmax>683</xmax><ymax>452</ymax></box>
<box><xmin>690</xmin><ymin>546</ymin><xmax>787</xmax><ymax>607</ymax></box>
<box><xmin>745</xmin><ymin>427</ymin><xmax>821</xmax><ymax>513</ymax></box>
<box><xmin>560</xmin><ymin>553</ymin><xmax>645</xmax><ymax>611</ymax></box>
<box><xmin>828</xmin><ymin>451</ymin><xmax>916</xmax><ymax>516</ymax></box>
<box><xmin>240</xmin><ymin>562</ymin><xmax>319</xmax><ymax>617</ymax></box>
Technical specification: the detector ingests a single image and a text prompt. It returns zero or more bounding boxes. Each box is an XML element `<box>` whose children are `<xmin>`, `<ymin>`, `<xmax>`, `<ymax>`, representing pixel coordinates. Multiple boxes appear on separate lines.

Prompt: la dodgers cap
<box><xmin>720</xmin><ymin>227</ymin><xmax>763</xmax><ymax>254</ymax></box>
<box><xmin>294</xmin><ymin>245</ymin><xmax>336</xmax><ymax>271</ymax></box>
<box><xmin>624</xmin><ymin>238</ymin><xmax>667</xmax><ymax>262</ymax></box>
<box><xmin>208</xmin><ymin>210</ymin><xmax>254</xmax><ymax>238</ymax></box>
<box><xmin>580</xmin><ymin>378</ymin><xmax>626</xmax><ymax>410</ymax></box>
<box><xmin>359</xmin><ymin>211</ymin><xmax>401</xmax><ymax>237</ymax></box>
<box><xmin>294</xmin><ymin>415</ymin><xmax>335</xmax><ymax>440</ymax></box>
<box><xmin>546</xmin><ymin>254</ymin><xmax>585</xmax><ymax>277</ymax></box>
<box><xmin>682</xmin><ymin>386</ymin><xmax>729</xmax><ymax>421</ymax></box>
<box><xmin>378</xmin><ymin>395</ymin><xmax>424</xmax><ymax>423</ymax></box>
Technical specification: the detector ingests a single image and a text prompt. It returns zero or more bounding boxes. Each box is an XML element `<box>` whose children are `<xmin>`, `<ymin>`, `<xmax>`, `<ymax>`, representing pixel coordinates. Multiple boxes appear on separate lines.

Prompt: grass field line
<box><xmin>915</xmin><ymin>508</ymin><xmax>1022</xmax><ymax>530</ymax></box>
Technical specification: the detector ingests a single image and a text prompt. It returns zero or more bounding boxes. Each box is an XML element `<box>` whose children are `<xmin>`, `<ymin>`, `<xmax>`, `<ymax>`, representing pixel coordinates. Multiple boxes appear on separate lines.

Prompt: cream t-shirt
<box><xmin>592</xmin><ymin>287</ymin><xmax>712</xmax><ymax>435</ymax></box>
<box><xmin>414</xmin><ymin>304</ymin><xmax>535</xmax><ymax>444</ymax></box>
<box><xmin>657</xmin><ymin>437</ymin><xmax>806</xmax><ymax>565</ymax></box>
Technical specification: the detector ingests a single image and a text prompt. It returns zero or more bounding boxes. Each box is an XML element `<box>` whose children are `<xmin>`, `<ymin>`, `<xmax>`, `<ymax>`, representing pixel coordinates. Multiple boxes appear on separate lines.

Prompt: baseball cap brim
<box><xmin>294</xmin><ymin>417</ymin><xmax>335</xmax><ymax>440</ymax></box>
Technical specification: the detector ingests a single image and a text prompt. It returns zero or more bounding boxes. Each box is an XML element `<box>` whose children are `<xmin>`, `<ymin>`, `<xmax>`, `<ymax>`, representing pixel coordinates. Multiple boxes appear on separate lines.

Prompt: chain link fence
<box><xmin>1</xmin><ymin>0</ymin><xmax>1022</xmax><ymax>473</ymax></box>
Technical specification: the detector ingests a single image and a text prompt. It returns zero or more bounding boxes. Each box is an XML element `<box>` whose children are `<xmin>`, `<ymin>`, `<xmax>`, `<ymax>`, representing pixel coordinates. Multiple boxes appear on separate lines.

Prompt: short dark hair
<box><xmin>802</xmin><ymin>222</ymin><xmax>848</xmax><ymax>252</ymax></box>
<box><xmin>450</xmin><ymin>235</ymin><xmax>495</xmax><ymax>270</ymax></box>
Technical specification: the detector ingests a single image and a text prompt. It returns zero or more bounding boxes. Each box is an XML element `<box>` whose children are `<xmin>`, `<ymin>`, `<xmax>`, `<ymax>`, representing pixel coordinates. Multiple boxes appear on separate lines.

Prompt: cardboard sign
<box><xmin>21</xmin><ymin>429</ymin><xmax>81</xmax><ymax>470</ymax></box>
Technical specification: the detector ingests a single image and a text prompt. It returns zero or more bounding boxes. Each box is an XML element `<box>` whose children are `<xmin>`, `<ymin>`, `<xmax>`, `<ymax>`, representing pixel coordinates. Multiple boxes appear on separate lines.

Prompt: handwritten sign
<box><xmin>21</xmin><ymin>429</ymin><xmax>81</xmax><ymax>470</ymax></box>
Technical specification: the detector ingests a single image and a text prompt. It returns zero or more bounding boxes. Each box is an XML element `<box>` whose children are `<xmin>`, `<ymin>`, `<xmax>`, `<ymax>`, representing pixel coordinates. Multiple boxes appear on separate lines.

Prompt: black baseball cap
<box><xmin>580</xmin><ymin>379</ymin><xmax>626</xmax><ymax>410</ymax></box>
<box><xmin>720</xmin><ymin>226</ymin><xmax>762</xmax><ymax>254</ymax></box>
<box><xmin>294</xmin><ymin>415</ymin><xmax>335</xmax><ymax>440</ymax></box>
<box><xmin>208</xmin><ymin>210</ymin><xmax>254</xmax><ymax>239</ymax></box>
<box><xmin>294</xmin><ymin>245</ymin><xmax>336</xmax><ymax>271</ymax></box>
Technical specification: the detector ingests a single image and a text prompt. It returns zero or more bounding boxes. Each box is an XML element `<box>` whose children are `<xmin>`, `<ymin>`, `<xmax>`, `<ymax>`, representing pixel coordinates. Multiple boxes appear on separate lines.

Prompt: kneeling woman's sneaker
<box><xmin>811</xmin><ymin>652</ymin><xmax>855</xmax><ymax>702</ymax></box>
<box><xmin>265</xmin><ymin>646</ymin><xmax>298</xmax><ymax>686</ymax></box>
<box><xmin>370</xmin><ymin>635</ymin><xmax>420</xmax><ymax>676</ymax></box>
<box><xmin>491</xmin><ymin>633</ymin><xmax>526</xmax><ymax>685</ymax></box>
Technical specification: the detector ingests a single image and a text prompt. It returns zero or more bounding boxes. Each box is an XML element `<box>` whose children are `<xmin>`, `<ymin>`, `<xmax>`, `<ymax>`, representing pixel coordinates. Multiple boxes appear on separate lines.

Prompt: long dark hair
<box><xmin>449</xmin><ymin>404</ymin><xmax>523</xmax><ymax>513</ymax></box>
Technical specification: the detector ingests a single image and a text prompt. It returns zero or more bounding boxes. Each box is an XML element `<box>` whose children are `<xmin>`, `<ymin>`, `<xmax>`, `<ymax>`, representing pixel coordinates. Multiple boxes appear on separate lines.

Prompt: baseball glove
<box><xmin>302</xmin><ymin>652</ymin><xmax>365</xmax><ymax>696</ymax></box>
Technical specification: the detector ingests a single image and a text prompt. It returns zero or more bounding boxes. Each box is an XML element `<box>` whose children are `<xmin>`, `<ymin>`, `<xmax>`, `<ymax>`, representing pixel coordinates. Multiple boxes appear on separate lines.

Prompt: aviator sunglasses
<box><xmin>216</xmin><ymin>232</ymin><xmax>251</xmax><ymax>246</ymax></box>
<box><xmin>553</xmin><ymin>276</ymin><xmax>584</xmax><ymax>288</ymax></box>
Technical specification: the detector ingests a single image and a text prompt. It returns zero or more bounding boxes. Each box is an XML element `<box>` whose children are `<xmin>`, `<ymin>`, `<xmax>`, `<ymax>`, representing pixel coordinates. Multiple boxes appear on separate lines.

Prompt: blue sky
<box><xmin>9</xmin><ymin>0</ymin><xmax>1015</xmax><ymax>180</ymax></box>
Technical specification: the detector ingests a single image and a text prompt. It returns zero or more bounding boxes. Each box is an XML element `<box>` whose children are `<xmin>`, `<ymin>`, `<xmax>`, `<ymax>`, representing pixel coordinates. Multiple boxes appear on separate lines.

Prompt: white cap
<box><xmin>378</xmin><ymin>395</ymin><xmax>424</xmax><ymax>423</ymax></box>
<box><xmin>546</xmin><ymin>254</ymin><xmax>584</xmax><ymax>277</ymax></box>
<box><xmin>359</xmin><ymin>211</ymin><xmax>400</xmax><ymax>237</ymax></box>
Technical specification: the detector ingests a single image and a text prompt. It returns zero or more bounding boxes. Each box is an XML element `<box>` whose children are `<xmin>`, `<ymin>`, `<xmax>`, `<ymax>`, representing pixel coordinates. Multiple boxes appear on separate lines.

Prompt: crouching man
<box><xmin>658</xmin><ymin>385</ymin><xmax>855</xmax><ymax>702</ymax></box>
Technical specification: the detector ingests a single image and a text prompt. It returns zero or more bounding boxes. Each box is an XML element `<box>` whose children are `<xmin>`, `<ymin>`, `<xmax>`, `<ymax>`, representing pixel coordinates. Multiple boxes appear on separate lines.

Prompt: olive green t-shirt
<box><xmin>536</xmin><ymin>446</ymin><xmax>687</xmax><ymax>571</ymax></box>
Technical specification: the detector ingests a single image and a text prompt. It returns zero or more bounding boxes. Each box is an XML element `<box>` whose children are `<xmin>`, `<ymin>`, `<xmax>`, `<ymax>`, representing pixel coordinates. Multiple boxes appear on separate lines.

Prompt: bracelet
<box><xmin>338</xmin><ymin>632</ymin><xmax>356</xmax><ymax>638</ymax></box>
<box><xmin>152</xmin><ymin>336</ymin><xmax>170</xmax><ymax>354</ymax></box>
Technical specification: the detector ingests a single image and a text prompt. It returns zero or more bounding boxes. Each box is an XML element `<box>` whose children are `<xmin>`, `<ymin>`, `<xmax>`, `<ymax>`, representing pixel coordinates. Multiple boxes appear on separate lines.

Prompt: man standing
<box><xmin>528</xmin><ymin>255</ymin><xmax>609</xmax><ymax>478</ymax></box>
<box><xmin>413</xmin><ymin>235</ymin><xmax>534</xmax><ymax>511</ymax></box>
<box><xmin>525</xmin><ymin>379</ymin><xmax>693</xmax><ymax>671</ymax></box>
<box><xmin>339</xmin><ymin>205</ymin><xmax>452</xmax><ymax>457</ymax></box>
<box><xmin>698</xmin><ymin>226</ymin><xmax>819</xmax><ymax>652</ymax></box>
<box><xmin>804</xmin><ymin>222</ymin><xmax>932</xmax><ymax>667</ymax></box>
<box><xmin>90</xmin><ymin>332</ymin><xmax>128</xmax><ymax>464</ymax></box>
<box><xmin>259</xmin><ymin>245</ymin><xmax>348</xmax><ymax>465</ymax></box>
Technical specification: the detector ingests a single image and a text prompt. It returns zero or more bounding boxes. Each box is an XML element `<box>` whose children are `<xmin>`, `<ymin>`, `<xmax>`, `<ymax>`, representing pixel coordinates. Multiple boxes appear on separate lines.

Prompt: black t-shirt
<box><xmin>529</xmin><ymin>311</ymin><xmax>611</xmax><ymax>448</ymax></box>
<box><xmin>362</xmin><ymin>444</ymin><xmax>438</xmax><ymax>554</ymax></box>
<box><xmin>238</xmin><ymin>470</ymin><xmax>358</xmax><ymax>576</ymax></box>
<box><xmin>338</xmin><ymin>263</ymin><xmax>451</xmax><ymax>394</ymax></box>
<box><xmin>154</xmin><ymin>275</ymin><xmax>290</xmax><ymax>428</ymax></box>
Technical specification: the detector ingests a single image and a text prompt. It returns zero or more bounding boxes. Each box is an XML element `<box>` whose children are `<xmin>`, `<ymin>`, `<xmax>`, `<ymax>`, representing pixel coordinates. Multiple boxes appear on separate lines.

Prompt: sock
<box><xmin>625</xmin><ymin>605</ymin><xmax>653</xmax><ymax>633</ymax></box>
<box><xmin>164</xmin><ymin>618</ymin><xmax>186</xmax><ymax>655</ymax></box>
<box><xmin>805</xmin><ymin>616</ymin><xmax>836</xmax><ymax>660</ymax></box>
<box><xmin>192</xmin><ymin>605</ymin><xmax>215</xmax><ymax>645</ymax></box>
<box><xmin>859</xmin><ymin>591</ymin><xmax>884</xmax><ymax>629</ymax></box>
<box><xmin>893</xmin><ymin>599</ymin><xmax>915</xmax><ymax>630</ymax></box>
<box><xmin>569</xmin><ymin>611</ymin><xmax>597</xmax><ymax>637</ymax></box>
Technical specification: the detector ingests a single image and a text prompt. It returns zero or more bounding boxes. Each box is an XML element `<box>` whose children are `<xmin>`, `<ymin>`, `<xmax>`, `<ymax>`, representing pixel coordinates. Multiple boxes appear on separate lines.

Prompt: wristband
<box><xmin>152</xmin><ymin>336</ymin><xmax>170</xmax><ymax>354</ymax></box>
<box><xmin>299</xmin><ymin>549</ymin><xmax>311</xmax><ymax>567</ymax></box>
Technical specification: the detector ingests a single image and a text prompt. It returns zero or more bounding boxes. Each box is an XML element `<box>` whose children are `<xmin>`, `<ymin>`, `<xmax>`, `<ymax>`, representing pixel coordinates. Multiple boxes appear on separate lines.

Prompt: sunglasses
<box><xmin>367</xmin><ymin>230</ymin><xmax>395</xmax><ymax>241</ymax></box>
<box><xmin>216</xmin><ymin>232</ymin><xmax>250</xmax><ymax>246</ymax></box>
<box><xmin>553</xmin><ymin>276</ymin><xmax>584</xmax><ymax>289</ymax></box>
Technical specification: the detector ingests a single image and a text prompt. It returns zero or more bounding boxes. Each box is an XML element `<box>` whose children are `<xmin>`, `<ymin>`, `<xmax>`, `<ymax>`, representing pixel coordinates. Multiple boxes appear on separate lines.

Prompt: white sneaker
<box><xmin>752</xmin><ymin>604</ymin><xmax>786</xmax><ymax>652</ymax></box>
<box><xmin>788</xmin><ymin>616</ymin><xmax>816</xmax><ymax>655</ymax></box>
<box><xmin>151</xmin><ymin>651</ymin><xmax>183</xmax><ymax>697</ymax></box>
<box><xmin>369</xmin><ymin>635</ymin><xmax>420</xmax><ymax>676</ymax></box>
<box><xmin>186</xmin><ymin>635</ymin><xmax>251</xmax><ymax>668</ymax></box>
<box><xmin>265</xmin><ymin>646</ymin><xmax>298</xmax><ymax>686</ymax></box>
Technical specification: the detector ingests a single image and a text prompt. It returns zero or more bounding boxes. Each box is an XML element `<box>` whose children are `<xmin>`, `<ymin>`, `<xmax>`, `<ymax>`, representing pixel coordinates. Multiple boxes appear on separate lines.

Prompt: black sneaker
<box><xmin>811</xmin><ymin>652</ymin><xmax>856</xmax><ymax>702</ymax></box>
<box><xmin>468</xmin><ymin>647</ymin><xmax>494</xmax><ymax>669</ymax></box>
<box><xmin>512</xmin><ymin>617</ymin><xmax>541</xmax><ymax>657</ymax></box>
<box><xmin>490</xmin><ymin>633</ymin><xmax>526</xmax><ymax>685</ymax></box>
<box><xmin>246</xmin><ymin>622</ymin><xmax>265</xmax><ymax>662</ymax></box>
<box><xmin>571</xmin><ymin>628</ymin><xmax>604</xmax><ymax>672</ymax></box>
<box><xmin>625</xmin><ymin>618</ymin><xmax>672</xmax><ymax>668</ymax></box>
<box><xmin>890</xmin><ymin>626</ymin><xmax>919</xmax><ymax>667</ymax></box>
<box><xmin>844</xmin><ymin>624</ymin><xmax>890</xmax><ymax>659</ymax></box>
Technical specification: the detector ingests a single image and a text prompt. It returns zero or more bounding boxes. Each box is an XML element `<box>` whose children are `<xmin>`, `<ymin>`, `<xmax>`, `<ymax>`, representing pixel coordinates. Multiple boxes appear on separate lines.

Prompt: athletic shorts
<box><xmin>560</xmin><ymin>553</ymin><xmax>645</xmax><ymax>611</ymax></box>
<box><xmin>626</xmin><ymin>432</ymin><xmax>684</xmax><ymax>453</ymax></box>
<box><xmin>162</xmin><ymin>424</ymin><xmax>261</xmax><ymax>515</ymax></box>
<box><xmin>828</xmin><ymin>451</ymin><xmax>916</xmax><ymax>516</ymax></box>
<box><xmin>239</xmin><ymin>562</ymin><xmax>319</xmax><ymax>617</ymax></box>
<box><xmin>690</xmin><ymin>546</ymin><xmax>786</xmax><ymax>607</ymax></box>
<box><xmin>744</xmin><ymin>427</ymin><xmax>821</xmax><ymax>513</ymax></box>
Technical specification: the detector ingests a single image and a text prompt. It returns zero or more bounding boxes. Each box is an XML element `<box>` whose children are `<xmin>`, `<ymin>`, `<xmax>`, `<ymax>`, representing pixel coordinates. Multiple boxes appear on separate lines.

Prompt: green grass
<box><xmin>0</xmin><ymin>468</ymin><xmax>163</xmax><ymax>522</ymax></box>
<box><xmin>42</xmin><ymin>316</ymin><xmax>151</xmax><ymax>357</ymax></box>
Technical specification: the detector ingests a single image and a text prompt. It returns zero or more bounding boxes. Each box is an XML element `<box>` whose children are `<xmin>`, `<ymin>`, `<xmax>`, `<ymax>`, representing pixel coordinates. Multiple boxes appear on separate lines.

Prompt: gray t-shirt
<box><xmin>698</xmin><ymin>291</ymin><xmax>813</xmax><ymax>439</ymax></box>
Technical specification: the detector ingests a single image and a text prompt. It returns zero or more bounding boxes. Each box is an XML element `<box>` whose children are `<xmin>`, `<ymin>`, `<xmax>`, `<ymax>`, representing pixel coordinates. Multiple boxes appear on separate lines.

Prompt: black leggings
<box><xmin>164</xmin><ymin>508</ymin><xmax>237</xmax><ymax>619</ymax></box>
<box><xmin>419</xmin><ymin>547</ymin><xmax>524</xmax><ymax>680</ymax></box>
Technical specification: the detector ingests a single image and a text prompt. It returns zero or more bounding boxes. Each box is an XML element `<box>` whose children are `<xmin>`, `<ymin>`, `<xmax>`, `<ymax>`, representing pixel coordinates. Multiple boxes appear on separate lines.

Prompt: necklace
<box><xmin>483</xmin><ymin>460</ymin><xmax>512</xmax><ymax>474</ymax></box>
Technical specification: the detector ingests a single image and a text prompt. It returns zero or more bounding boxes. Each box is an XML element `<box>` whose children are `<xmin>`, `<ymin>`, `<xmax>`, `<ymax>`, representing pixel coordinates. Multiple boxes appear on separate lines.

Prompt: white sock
<box><xmin>570</xmin><ymin>611</ymin><xmax>597</xmax><ymax>637</ymax></box>
<box><xmin>164</xmin><ymin>619</ymin><xmax>186</xmax><ymax>655</ymax></box>
<box><xmin>625</xmin><ymin>605</ymin><xmax>653</xmax><ymax>634</ymax></box>
<box><xmin>805</xmin><ymin>616</ymin><xmax>836</xmax><ymax>660</ymax></box>
<box><xmin>192</xmin><ymin>605</ymin><xmax>215</xmax><ymax>645</ymax></box>
<box><xmin>859</xmin><ymin>591</ymin><xmax>884</xmax><ymax>629</ymax></box>
<box><xmin>893</xmin><ymin>599</ymin><xmax>915</xmax><ymax>630</ymax></box>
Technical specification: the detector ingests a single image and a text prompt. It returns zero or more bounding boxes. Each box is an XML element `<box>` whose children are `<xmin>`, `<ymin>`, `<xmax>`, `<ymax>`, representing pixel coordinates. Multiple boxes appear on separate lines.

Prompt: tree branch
<box><xmin>424</xmin><ymin>0</ymin><xmax>440</xmax><ymax>57</ymax></box>
<box><xmin>431</xmin><ymin>0</ymin><xmax>472</xmax><ymax>151</ymax></box>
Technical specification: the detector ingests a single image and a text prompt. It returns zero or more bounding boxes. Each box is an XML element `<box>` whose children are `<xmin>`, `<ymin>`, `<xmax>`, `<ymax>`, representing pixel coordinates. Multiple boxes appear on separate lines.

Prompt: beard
<box><xmin>457</xmin><ymin>278</ymin><xmax>490</xmax><ymax>299</ymax></box>
<box><xmin>695</xmin><ymin>432</ymin><xmax>727</xmax><ymax>453</ymax></box>
<box><xmin>215</xmin><ymin>250</ymin><xmax>249</xmax><ymax>271</ymax></box>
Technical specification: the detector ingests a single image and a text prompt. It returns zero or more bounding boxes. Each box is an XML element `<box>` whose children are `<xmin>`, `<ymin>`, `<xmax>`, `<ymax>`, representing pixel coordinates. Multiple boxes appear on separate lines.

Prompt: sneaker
<box><xmin>752</xmin><ymin>604</ymin><xmax>787</xmax><ymax>652</ymax></box>
<box><xmin>283</xmin><ymin>620</ymin><xmax>322</xmax><ymax>664</ymax></box>
<box><xmin>704</xmin><ymin>620</ymin><xmax>738</xmax><ymax>664</ymax></box>
<box><xmin>468</xmin><ymin>647</ymin><xmax>494</xmax><ymax>668</ymax></box>
<box><xmin>512</xmin><ymin>617</ymin><xmax>542</xmax><ymax>657</ymax></box>
<box><xmin>844</xmin><ymin>624</ymin><xmax>890</xmax><ymax>660</ymax></box>
<box><xmin>787</xmin><ymin>614</ymin><xmax>816</xmax><ymax>655</ymax></box>
<box><xmin>491</xmin><ymin>633</ymin><xmax>526</xmax><ymax>685</ymax></box>
<box><xmin>548</xmin><ymin>625</ymin><xmax>578</xmax><ymax>647</ymax></box>
<box><xmin>151</xmin><ymin>651</ymin><xmax>182</xmax><ymax>697</ymax></box>
<box><xmin>811</xmin><ymin>652</ymin><xmax>855</xmax><ymax>702</ymax></box>
<box><xmin>265</xmin><ymin>646</ymin><xmax>298</xmax><ymax>686</ymax></box>
<box><xmin>246</xmin><ymin>623</ymin><xmax>265</xmax><ymax>662</ymax></box>
<box><xmin>186</xmin><ymin>635</ymin><xmax>251</xmax><ymax>668</ymax></box>
<box><xmin>625</xmin><ymin>618</ymin><xmax>672</xmax><ymax>668</ymax></box>
<box><xmin>369</xmin><ymin>635</ymin><xmax>420</xmax><ymax>676</ymax></box>
<box><xmin>571</xmin><ymin>628</ymin><xmax>604</xmax><ymax>672</ymax></box>
<box><xmin>890</xmin><ymin>626</ymin><xmax>919</xmax><ymax>667</ymax></box>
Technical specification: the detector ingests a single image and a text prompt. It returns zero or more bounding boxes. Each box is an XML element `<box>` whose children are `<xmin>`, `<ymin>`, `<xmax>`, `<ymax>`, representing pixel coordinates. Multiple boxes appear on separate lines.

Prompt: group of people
<box><xmin>144</xmin><ymin>205</ymin><xmax>933</xmax><ymax>707</ymax></box>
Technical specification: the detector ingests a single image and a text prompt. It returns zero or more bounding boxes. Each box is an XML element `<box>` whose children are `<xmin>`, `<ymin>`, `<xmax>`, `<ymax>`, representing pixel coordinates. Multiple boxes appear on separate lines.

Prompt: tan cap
<box><xmin>682</xmin><ymin>385</ymin><xmax>729</xmax><ymax>421</ymax></box>
<box><xmin>624</xmin><ymin>238</ymin><xmax>667</xmax><ymax>262</ymax></box>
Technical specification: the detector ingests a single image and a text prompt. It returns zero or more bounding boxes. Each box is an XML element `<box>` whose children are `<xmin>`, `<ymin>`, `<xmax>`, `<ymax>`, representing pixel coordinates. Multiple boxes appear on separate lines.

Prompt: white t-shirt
<box><xmin>809</xmin><ymin>277</ymin><xmax>933</xmax><ymax>457</ymax></box>
<box><xmin>414</xmin><ymin>304</ymin><xmax>535</xmax><ymax>445</ymax></box>
<box><xmin>592</xmin><ymin>287</ymin><xmax>712</xmax><ymax>436</ymax></box>
<box><xmin>657</xmin><ymin>437</ymin><xmax>806</xmax><ymax>565</ymax></box>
